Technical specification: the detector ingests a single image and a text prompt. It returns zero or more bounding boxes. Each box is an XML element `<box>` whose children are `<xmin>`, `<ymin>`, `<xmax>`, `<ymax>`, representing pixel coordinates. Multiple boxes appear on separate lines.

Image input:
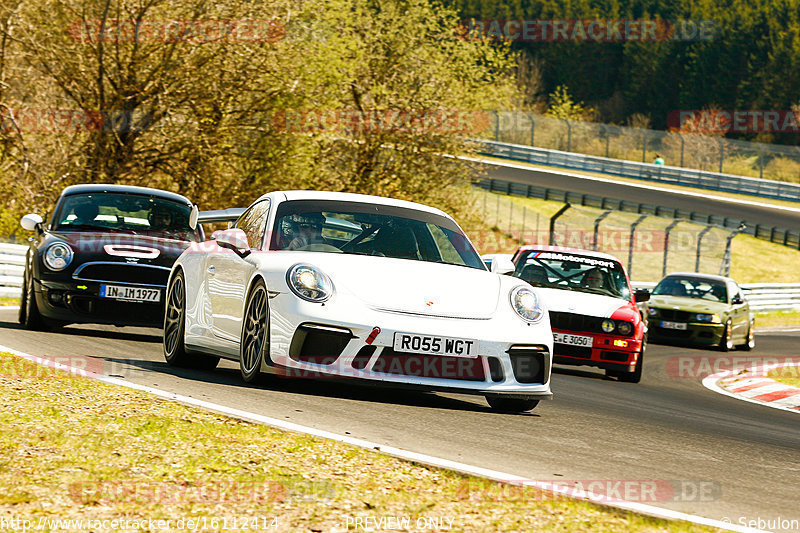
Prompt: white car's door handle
<box><xmin>207</xmin><ymin>266</ymin><xmax>216</xmax><ymax>275</ymax></box>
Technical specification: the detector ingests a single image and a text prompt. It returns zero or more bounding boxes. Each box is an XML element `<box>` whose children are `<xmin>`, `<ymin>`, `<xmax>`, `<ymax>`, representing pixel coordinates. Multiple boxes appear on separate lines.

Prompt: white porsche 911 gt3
<box><xmin>163</xmin><ymin>191</ymin><xmax>553</xmax><ymax>412</ymax></box>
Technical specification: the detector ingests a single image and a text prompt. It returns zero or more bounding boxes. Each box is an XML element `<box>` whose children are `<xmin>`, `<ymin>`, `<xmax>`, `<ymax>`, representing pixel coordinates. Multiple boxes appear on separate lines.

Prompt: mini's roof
<box><xmin>515</xmin><ymin>244</ymin><xmax>623</xmax><ymax>264</ymax></box>
<box><xmin>60</xmin><ymin>184</ymin><xmax>192</xmax><ymax>205</ymax></box>
<box><xmin>257</xmin><ymin>190</ymin><xmax>451</xmax><ymax>219</ymax></box>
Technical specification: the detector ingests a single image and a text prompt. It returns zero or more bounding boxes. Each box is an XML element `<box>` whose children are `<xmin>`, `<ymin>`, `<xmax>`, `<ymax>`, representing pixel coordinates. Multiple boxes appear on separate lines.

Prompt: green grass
<box><xmin>767</xmin><ymin>367</ymin><xmax>800</xmax><ymax>388</ymax></box>
<box><xmin>754</xmin><ymin>310</ymin><xmax>800</xmax><ymax>329</ymax></box>
<box><xmin>0</xmin><ymin>352</ymin><xmax>722</xmax><ymax>532</ymax></box>
<box><xmin>470</xmin><ymin>190</ymin><xmax>800</xmax><ymax>285</ymax></box>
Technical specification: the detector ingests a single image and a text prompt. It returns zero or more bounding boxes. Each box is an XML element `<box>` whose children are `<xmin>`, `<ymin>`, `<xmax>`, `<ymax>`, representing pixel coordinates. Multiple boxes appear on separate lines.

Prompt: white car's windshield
<box><xmin>514</xmin><ymin>250</ymin><xmax>631</xmax><ymax>299</ymax></box>
<box><xmin>269</xmin><ymin>200</ymin><xmax>485</xmax><ymax>270</ymax></box>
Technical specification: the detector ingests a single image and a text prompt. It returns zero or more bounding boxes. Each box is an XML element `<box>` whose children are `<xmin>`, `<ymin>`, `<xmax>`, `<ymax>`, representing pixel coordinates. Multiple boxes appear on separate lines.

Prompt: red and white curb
<box><xmin>0</xmin><ymin>344</ymin><xmax>768</xmax><ymax>533</ymax></box>
<box><xmin>703</xmin><ymin>363</ymin><xmax>800</xmax><ymax>413</ymax></box>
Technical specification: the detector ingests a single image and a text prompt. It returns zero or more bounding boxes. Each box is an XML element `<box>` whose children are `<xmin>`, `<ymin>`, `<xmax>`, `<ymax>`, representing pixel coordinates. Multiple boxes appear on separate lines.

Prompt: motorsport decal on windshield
<box><xmin>529</xmin><ymin>252</ymin><xmax>617</xmax><ymax>269</ymax></box>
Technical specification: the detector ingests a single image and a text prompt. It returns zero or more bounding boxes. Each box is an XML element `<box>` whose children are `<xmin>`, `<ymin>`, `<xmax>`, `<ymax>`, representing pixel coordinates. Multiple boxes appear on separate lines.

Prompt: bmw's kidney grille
<box><xmin>549</xmin><ymin>311</ymin><xmax>605</xmax><ymax>333</ymax></box>
<box><xmin>74</xmin><ymin>263</ymin><xmax>170</xmax><ymax>286</ymax></box>
<box><xmin>653</xmin><ymin>308</ymin><xmax>692</xmax><ymax>321</ymax></box>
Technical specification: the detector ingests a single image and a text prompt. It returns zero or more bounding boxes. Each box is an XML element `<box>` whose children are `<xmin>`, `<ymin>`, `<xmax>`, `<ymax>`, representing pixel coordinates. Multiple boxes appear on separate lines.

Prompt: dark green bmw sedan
<box><xmin>647</xmin><ymin>273</ymin><xmax>755</xmax><ymax>351</ymax></box>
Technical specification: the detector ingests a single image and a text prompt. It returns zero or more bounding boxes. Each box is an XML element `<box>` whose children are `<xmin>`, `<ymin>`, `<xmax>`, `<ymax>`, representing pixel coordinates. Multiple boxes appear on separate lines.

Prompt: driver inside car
<box><xmin>286</xmin><ymin>213</ymin><xmax>328</xmax><ymax>250</ymax></box>
<box><xmin>582</xmin><ymin>267</ymin><xmax>608</xmax><ymax>290</ymax></box>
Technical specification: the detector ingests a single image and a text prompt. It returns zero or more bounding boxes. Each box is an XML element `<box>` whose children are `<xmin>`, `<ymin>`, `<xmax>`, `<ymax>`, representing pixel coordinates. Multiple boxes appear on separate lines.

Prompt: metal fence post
<box><xmin>679</xmin><ymin>133</ymin><xmax>685</xmax><ymax>168</ymax></box>
<box><xmin>528</xmin><ymin>114</ymin><xmax>535</xmax><ymax>147</ymax></box>
<box><xmin>695</xmin><ymin>225</ymin><xmax>714</xmax><ymax>272</ymax></box>
<box><xmin>663</xmin><ymin>219</ymin><xmax>683</xmax><ymax>278</ymax></box>
<box><xmin>642</xmin><ymin>132</ymin><xmax>647</xmax><ymax>162</ymax></box>
<box><xmin>520</xmin><ymin>206</ymin><xmax>527</xmax><ymax>244</ymax></box>
<box><xmin>719</xmin><ymin>223</ymin><xmax>747</xmax><ymax>276</ymax></box>
<box><xmin>592</xmin><ymin>210</ymin><xmax>613</xmax><ymax>251</ymax></box>
<box><xmin>493</xmin><ymin>111</ymin><xmax>500</xmax><ymax>141</ymax></box>
<box><xmin>562</xmin><ymin>119</ymin><xmax>572</xmax><ymax>152</ymax></box>
<box><xmin>549</xmin><ymin>204</ymin><xmax>571</xmax><ymax>245</ymax></box>
<box><xmin>628</xmin><ymin>214</ymin><xmax>648</xmax><ymax>278</ymax></box>
<box><xmin>759</xmin><ymin>144</ymin><xmax>764</xmax><ymax>179</ymax></box>
<box><xmin>717</xmin><ymin>138</ymin><xmax>724</xmax><ymax>173</ymax></box>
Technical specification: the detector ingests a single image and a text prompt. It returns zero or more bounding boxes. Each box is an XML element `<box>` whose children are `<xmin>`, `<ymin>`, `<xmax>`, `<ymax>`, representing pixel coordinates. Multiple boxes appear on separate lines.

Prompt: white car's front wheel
<box><xmin>485</xmin><ymin>396</ymin><xmax>539</xmax><ymax>414</ymax></box>
<box><xmin>240</xmin><ymin>279</ymin><xmax>269</xmax><ymax>383</ymax></box>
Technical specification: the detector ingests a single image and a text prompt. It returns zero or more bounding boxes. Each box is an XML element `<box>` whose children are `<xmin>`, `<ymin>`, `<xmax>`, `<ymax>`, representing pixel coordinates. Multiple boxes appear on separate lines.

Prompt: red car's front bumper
<box><xmin>551</xmin><ymin>329</ymin><xmax>643</xmax><ymax>372</ymax></box>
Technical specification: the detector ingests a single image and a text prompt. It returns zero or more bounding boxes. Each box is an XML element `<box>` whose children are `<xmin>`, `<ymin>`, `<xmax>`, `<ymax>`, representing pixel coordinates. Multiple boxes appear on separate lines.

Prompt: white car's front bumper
<box><xmin>264</xmin><ymin>294</ymin><xmax>553</xmax><ymax>399</ymax></box>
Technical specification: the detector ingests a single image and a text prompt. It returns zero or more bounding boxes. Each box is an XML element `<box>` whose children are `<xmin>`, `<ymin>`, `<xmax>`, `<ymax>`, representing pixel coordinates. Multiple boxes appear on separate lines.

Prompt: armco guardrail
<box><xmin>0</xmin><ymin>242</ymin><xmax>797</xmax><ymax>311</ymax></box>
<box><xmin>475</xmin><ymin>175</ymin><xmax>800</xmax><ymax>250</ymax></box>
<box><xmin>0</xmin><ymin>242</ymin><xmax>26</xmax><ymax>299</ymax></box>
<box><xmin>477</xmin><ymin>139</ymin><xmax>800</xmax><ymax>204</ymax></box>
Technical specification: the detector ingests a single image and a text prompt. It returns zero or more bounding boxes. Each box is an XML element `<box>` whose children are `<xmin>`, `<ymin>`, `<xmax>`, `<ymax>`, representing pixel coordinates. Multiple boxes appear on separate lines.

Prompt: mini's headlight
<box><xmin>695</xmin><ymin>313</ymin><xmax>722</xmax><ymax>323</ymax></box>
<box><xmin>287</xmin><ymin>264</ymin><xmax>332</xmax><ymax>302</ymax></box>
<box><xmin>616</xmin><ymin>321</ymin><xmax>633</xmax><ymax>336</ymax></box>
<box><xmin>601</xmin><ymin>319</ymin><xmax>615</xmax><ymax>333</ymax></box>
<box><xmin>510</xmin><ymin>286</ymin><xmax>543</xmax><ymax>322</ymax></box>
<box><xmin>44</xmin><ymin>242</ymin><xmax>73</xmax><ymax>271</ymax></box>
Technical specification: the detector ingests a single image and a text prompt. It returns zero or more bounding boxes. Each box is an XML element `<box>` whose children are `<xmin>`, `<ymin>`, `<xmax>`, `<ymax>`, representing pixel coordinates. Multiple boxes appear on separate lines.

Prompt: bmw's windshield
<box><xmin>513</xmin><ymin>250</ymin><xmax>631</xmax><ymax>299</ymax></box>
<box><xmin>652</xmin><ymin>277</ymin><xmax>727</xmax><ymax>302</ymax></box>
<box><xmin>53</xmin><ymin>192</ymin><xmax>201</xmax><ymax>241</ymax></box>
<box><xmin>269</xmin><ymin>199</ymin><xmax>485</xmax><ymax>270</ymax></box>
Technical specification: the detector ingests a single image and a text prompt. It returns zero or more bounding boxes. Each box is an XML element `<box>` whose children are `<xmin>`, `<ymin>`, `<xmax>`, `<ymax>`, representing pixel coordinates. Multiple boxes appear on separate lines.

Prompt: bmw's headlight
<box><xmin>695</xmin><ymin>313</ymin><xmax>722</xmax><ymax>323</ymax></box>
<box><xmin>44</xmin><ymin>242</ymin><xmax>73</xmax><ymax>271</ymax></box>
<box><xmin>616</xmin><ymin>321</ymin><xmax>633</xmax><ymax>335</ymax></box>
<box><xmin>648</xmin><ymin>307</ymin><xmax>658</xmax><ymax>316</ymax></box>
<box><xmin>287</xmin><ymin>264</ymin><xmax>332</xmax><ymax>302</ymax></box>
<box><xmin>510</xmin><ymin>286</ymin><xmax>543</xmax><ymax>322</ymax></box>
<box><xmin>601</xmin><ymin>319</ymin><xmax>615</xmax><ymax>333</ymax></box>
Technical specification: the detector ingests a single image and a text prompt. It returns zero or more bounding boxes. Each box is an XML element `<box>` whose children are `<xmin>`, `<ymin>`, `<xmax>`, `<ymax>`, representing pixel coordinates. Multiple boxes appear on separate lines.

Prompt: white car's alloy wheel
<box><xmin>240</xmin><ymin>280</ymin><xmax>269</xmax><ymax>383</ymax></box>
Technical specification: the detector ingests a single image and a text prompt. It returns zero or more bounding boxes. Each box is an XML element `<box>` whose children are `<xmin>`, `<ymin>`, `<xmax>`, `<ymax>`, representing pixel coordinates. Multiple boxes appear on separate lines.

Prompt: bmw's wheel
<box><xmin>718</xmin><ymin>320</ymin><xmax>733</xmax><ymax>352</ymax></box>
<box><xmin>240</xmin><ymin>279</ymin><xmax>269</xmax><ymax>383</ymax></box>
<box><xmin>738</xmin><ymin>321</ymin><xmax>755</xmax><ymax>351</ymax></box>
<box><xmin>20</xmin><ymin>268</ymin><xmax>46</xmax><ymax>331</ymax></box>
<box><xmin>164</xmin><ymin>270</ymin><xmax>218</xmax><ymax>370</ymax></box>
<box><xmin>485</xmin><ymin>396</ymin><xmax>539</xmax><ymax>413</ymax></box>
<box><xmin>617</xmin><ymin>336</ymin><xmax>645</xmax><ymax>383</ymax></box>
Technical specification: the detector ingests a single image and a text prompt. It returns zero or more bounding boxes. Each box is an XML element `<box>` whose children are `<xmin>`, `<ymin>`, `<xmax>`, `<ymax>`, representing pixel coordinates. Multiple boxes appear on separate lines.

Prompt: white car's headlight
<box><xmin>44</xmin><ymin>242</ymin><xmax>73</xmax><ymax>271</ymax></box>
<box><xmin>510</xmin><ymin>286</ymin><xmax>543</xmax><ymax>322</ymax></box>
<box><xmin>287</xmin><ymin>264</ymin><xmax>332</xmax><ymax>302</ymax></box>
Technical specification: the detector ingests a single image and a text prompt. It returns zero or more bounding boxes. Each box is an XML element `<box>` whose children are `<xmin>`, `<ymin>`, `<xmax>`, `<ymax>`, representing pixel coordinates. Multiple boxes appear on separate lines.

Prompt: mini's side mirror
<box><xmin>20</xmin><ymin>213</ymin><xmax>44</xmax><ymax>232</ymax></box>
<box><xmin>215</xmin><ymin>228</ymin><xmax>251</xmax><ymax>258</ymax></box>
<box><xmin>634</xmin><ymin>288</ymin><xmax>650</xmax><ymax>303</ymax></box>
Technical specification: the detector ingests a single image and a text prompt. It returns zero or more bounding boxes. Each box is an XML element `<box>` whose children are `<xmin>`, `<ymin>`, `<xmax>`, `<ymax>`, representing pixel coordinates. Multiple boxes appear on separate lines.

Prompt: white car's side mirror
<box><xmin>20</xmin><ymin>213</ymin><xmax>44</xmax><ymax>232</ymax></box>
<box><xmin>215</xmin><ymin>228</ymin><xmax>251</xmax><ymax>258</ymax></box>
<box><xmin>490</xmin><ymin>257</ymin><xmax>516</xmax><ymax>275</ymax></box>
<box><xmin>188</xmin><ymin>205</ymin><xmax>199</xmax><ymax>230</ymax></box>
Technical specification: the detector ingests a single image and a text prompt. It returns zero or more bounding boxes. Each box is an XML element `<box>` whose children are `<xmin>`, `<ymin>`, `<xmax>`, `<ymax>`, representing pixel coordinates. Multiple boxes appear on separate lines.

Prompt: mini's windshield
<box><xmin>652</xmin><ymin>277</ymin><xmax>727</xmax><ymax>302</ymax></box>
<box><xmin>513</xmin><ymin>250</ymin><xmax>631</xmax><ymax>299</ymax></box>
<box><xmin>53</xmin><ymin>192</ymin><xmax>201</xmax><ymax>241</ymax></box>
<box><xmin>269</xmin><ymin>199</ymin><xmax>485</xmax><ymax>270</ymax></box>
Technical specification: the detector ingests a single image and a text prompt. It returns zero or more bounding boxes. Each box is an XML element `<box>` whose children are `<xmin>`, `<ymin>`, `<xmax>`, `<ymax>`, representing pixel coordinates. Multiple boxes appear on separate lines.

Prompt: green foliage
<box><xmin>546</xmin><ymin>85</ymin><xmax>594</xmax><ymax>120</ymax></box>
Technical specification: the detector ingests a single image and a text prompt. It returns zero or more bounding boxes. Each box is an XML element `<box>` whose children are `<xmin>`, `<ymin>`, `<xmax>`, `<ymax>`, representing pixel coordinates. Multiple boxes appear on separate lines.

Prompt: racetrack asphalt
<box><xmin>1</xmin><ymin>307</ymin><xmax>798</xmax><ymax>530</ymax></box>
<box><xmin>480</xmin><ymin>160</ymin><xmax>800</xmax><ymax>233</ymax></box>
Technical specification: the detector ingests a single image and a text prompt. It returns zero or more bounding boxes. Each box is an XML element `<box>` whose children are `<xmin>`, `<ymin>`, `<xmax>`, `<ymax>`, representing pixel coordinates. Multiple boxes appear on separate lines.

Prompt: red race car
<box><xmin>510</xmin><ymin>245</ymin><xmax>650</xmax><ymax>382</ymax></box>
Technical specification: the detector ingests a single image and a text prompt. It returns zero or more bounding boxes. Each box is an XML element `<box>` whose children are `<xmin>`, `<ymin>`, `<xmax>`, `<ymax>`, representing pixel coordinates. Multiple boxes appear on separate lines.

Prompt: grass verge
<box><xmin>754</xmin><ymin>310</ymin><xmax>800</xmax><ymax>330</ymax></box>
<box><xmin>0</xmin><ymin>352</ymin><xmax>721</xmax><ymax>532</ymax></box>
<box><xmin>767</xmin><ymin>366</ymin><xmax>800</xmax><ymax>388</ymax></box>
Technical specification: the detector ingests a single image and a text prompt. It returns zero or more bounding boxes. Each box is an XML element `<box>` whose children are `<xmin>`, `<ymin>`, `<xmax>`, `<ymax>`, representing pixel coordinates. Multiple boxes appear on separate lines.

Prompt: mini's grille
<box><xmin>74</xmin><ymin>264</ymin><xmax>169</xmax><ymax>286</ymax></box>
<box><xmin>373</xmin><ymin>349</ymin><xmax>485</xmax><ymax>381</ymax></box>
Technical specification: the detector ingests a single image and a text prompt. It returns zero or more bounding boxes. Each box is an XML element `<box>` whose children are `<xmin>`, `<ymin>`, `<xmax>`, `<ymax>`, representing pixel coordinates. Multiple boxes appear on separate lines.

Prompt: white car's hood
<box><xmin>282</xmin><ymin>254</ymin><xmax>501</xmax><ymax>319</ymax></box>
<box><xmin>535</xmin><ymin>287</ymin><xmax>626</xmax><ymax>318</ymax></box>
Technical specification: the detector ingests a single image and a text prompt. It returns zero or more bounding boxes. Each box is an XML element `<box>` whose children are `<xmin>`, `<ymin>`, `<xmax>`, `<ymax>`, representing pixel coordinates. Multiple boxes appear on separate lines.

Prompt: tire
<box><xmin>718</xmin><ymin>319</ymin><xmax>733</xmax><ymax>352</ymax></box>
<box><xmin>240</xmin><ymin>279</ymin><xmax>269</xmax><ymax>383</ymax></box>
<box><xmin>485</xmin><ymin>396</ymin><xmax>539</xmax><ymax>413</ymax></box>
<box><xmin>163</xmin><ymin>270</ymin><xmax>219</xmax><ymax>370</ymax></box>
<box><xmin>20</xmin><ymin>267</ymin><xmax>47</xmax><ymax>331</ymax></box>
<box><xmin>737</xmin><ymin>320</ymin><xmax>755</xmax><ymax>351</ymax></box>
